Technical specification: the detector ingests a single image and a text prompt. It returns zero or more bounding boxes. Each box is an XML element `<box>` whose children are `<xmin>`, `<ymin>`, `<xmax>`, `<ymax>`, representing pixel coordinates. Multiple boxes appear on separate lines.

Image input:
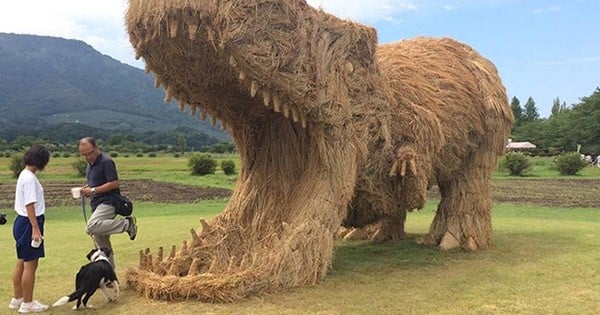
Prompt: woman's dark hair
<box><xmin>23</xmin><ymin>145</ymin><xmax>50</xmax><ymax>170</ymax></box>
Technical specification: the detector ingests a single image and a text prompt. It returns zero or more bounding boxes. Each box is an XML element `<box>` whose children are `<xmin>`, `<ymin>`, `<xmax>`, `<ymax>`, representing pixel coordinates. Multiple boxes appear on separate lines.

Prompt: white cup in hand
<box><xmin>71</xmin><ymin>187</ymin><xmax>82</xmax><ymax>199</ymax></box>
<box><xmin>31</xmin><ymin>238</ymin><xmax>43</xmax><ymax>248</ymax></box>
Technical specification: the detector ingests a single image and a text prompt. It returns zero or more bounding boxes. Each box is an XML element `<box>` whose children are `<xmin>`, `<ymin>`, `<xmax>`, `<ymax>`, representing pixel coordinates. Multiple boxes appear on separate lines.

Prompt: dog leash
<box><xmin>80</xmin><ymin>194</ymin><xmax>99</xmax><ymax>248</ymax></box>
<box><xmin>81</xmin><ymin>194</ymin><xmax>88</xmax><ymax>223</ymax></box>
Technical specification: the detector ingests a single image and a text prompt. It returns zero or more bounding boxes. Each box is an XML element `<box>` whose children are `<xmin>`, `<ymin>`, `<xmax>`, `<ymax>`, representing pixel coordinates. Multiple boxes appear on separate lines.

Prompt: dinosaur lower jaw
<box><xmin>126</xmin><ymin>114</ymin><xmax>359</xmax><ymax>301</ymax></box>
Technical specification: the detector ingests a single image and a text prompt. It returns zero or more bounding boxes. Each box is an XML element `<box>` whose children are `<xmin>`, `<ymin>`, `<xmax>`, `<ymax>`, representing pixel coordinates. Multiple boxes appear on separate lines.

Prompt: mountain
<box><xmin>0</xmin><ymin>33</ymin><xmax>229</xmax><ymax>146</ymax></box>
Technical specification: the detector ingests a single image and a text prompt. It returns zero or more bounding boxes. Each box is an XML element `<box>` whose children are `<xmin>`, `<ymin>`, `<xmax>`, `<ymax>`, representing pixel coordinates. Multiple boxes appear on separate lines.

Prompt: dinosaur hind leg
<box><xmin>418</xmin><ymin>151</ymin><xmax>496</xmax><ymax>251</ymax></box>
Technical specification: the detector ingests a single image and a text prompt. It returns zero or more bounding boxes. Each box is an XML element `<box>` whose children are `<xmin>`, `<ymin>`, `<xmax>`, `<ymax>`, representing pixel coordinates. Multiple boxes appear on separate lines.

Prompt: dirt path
<box><xmin>1</xmin><ymin>178</ymin><xmax>599</xmax><ymax>209</ymax></box>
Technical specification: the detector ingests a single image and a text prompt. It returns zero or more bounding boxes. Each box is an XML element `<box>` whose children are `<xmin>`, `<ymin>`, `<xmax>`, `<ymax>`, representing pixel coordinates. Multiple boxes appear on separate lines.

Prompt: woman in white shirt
<box><xmin>8</xmin><ymin>145</ymin><xmax>50</xmax><ymax>313</ymax></box>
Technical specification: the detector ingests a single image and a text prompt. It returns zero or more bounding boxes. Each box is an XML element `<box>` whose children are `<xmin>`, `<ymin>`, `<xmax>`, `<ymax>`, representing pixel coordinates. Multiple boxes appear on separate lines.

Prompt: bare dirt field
<box><xmin>0</xmin><ymin>179</ymin><xmax>231</xmax><ymax>209</ymax></box>
<box><xmin>0</xmin><ymin>178</ymin><xmax>598</xmax><ymax>209</ymax></box>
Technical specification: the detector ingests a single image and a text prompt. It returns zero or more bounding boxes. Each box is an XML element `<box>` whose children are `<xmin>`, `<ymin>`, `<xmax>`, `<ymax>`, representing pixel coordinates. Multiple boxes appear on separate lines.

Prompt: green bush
<box><xmin>52</xmin><ymin>152</ymin><xmax>61</xmax><ymax>158</ymax></box>
<box><xmin>221</xmin><ymin>159</ymin><xmax>236</xmax><ymax>175</ymax></box>
<box><xmin>62</xmin><ymin>153</ymin><xmax>71</xmax><ymax>158</ymax></box>
<box><xmin>188</xmin><ymin>154</ymin><xmax>217</xmax><ymax>176</ymax></box>
<box><xmin>554</xmin><ymin>152</ymin><xmax>588</xmax><ymax>175</ymax></box>
<box><xmin>110</xmin><ymin>152</ymin><xmax>119</xmax><ymax>158</ymax></box>
<box><xmin>4</xmin><ymin>152</ymin><xmax>11</xmax><ymax>158</ymax></box>
<box><xmin>148</xmin><ymin>153</ymin><xmax>157</xmax><ymax>158</ymax></box>
<box><xmin>500</xmin><ymin>152</ymin><xmax>532</xmax><ymax>176</ymax></box>
<box><xmin>71</xmin><ymin>158</ymin><xmax>87</xmax><ymax>177</ymax></box>
<box><xmin>9</xmin><ymin>154</ymin><xmax>25</xmax><ymax>178</ymax></box>
<box><xmin>173</xmin><ymin>153</ymin><xmax>181</xmax><ymax>158</ymax></box>
<box><xmin>136</xmin><ymin>153</ymin><xmax>144</xmax><ymax>158</ymax></box>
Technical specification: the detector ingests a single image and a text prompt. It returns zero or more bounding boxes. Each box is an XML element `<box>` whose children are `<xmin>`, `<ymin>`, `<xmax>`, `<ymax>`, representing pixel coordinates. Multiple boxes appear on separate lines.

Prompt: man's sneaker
<box><xmin>126</xmin><ymin>216</ymin><xmax>138</xmax><ymax>241</ymax></box>
<box><xmin>8</xmin><ymin>297</ymin><xmax>22</xmax><ymax>309</ymax></box>
<box><xmin>18</xmin><ymin>300</ymin><xmax>48</xmax><ymax>313</ymax></box>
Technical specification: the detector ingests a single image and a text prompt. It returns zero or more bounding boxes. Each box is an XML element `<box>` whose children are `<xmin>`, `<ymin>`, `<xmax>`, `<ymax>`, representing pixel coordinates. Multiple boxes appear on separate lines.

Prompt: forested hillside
<box><xmin>0</xmin><ymin>33</ymin><xmax>229</xmax><ymax>149</ymax></box>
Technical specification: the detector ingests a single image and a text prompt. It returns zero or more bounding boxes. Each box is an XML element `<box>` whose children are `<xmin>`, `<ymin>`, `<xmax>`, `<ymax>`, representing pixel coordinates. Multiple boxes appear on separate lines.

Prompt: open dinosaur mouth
<box><xmin>127</xmin><ymin>0</ymin><xmax>379</xmax><ymax>140</ymax></box>
<box><xmin>128</xmin><ymin>3</ymin><xmax>316</xmax><ymax>135</ymax></box>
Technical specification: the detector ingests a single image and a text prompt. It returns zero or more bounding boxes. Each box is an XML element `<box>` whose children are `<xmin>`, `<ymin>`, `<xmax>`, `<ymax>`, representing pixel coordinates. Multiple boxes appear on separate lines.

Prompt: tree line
<box><xmin>509</xmin><ymin>87</ymin><xmax>600</xmax><ymax>156</ymax></box>
<box><xmin>0</xmin><ymin>128</ymin><xmax>235</xmax><ymax>155</ymax></box>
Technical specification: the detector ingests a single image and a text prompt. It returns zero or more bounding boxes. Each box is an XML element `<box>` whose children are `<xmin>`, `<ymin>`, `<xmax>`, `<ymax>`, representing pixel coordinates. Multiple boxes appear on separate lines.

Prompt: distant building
<box><xmin>506</xmin><ymin>139</ymin><xmax>536</xmax><ymax>150</ymax></box>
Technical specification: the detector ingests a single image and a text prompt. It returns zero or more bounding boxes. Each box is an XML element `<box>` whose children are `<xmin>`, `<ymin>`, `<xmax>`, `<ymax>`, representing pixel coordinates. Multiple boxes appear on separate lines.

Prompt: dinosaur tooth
<box><xmin>169</xmin><ymin>20</ymin><xmax>178</xmax><ymax>38</ymax></box>
<box><xmin>190</xmin><ymin>105</ymin><xmax>197</xmax><ymax>116</ymax></box>
<box><xmin>144</xmin><ymin>64</ymin><xmax>151</xmax><ymax>74</ymax></box>
<box><xmin>211</xmin><ymin>116</ymin><xmax>217</xmax><ymax>126</ymax></box>
<box><xmin>239</xmin><ymin>70</ymin><xmax>246</xmax><ymax>81</ymax></box>
<box><xmin>164</xmin><ymin>87</ymin><xmax>174</xmax><ymax>103</ymax></box>
<box><xmin>292</xmin><ymin>107</ymin><xmax>299</xmax><ymax>122</ymax></box>
<box><xmin>179</xmin><ymin>240</ymin><xmax>188</xmax><ymax>256</ymax></box>
<box><xmin>134</xmin><ymin>43</ymin><xmax>143</xmax><ymax>60</ymax></box>
<box><xmin>283</xmin><ymin>103</ymin><xmax>290</xmax><ymax>118</ymax></box>
<box><xmin>190</xmin><ymin>228</ymin><xmax>202</xmax><ymax>246</ymax></box>
<box><xmin>263</xmin><ymin>91</ymin><xmax>271</xmax><ymax>107</ymax></box>
<box><xmin>138</xmin><ymin>249</ymin><xmax>144</xmax><ymax>269</ymax></box>
<box><xmin>200</xmin><ymin>219</ymin><xmax>211</xmax><ymax>233</ymax></box>
<box><xmin>154</xmin><ymin>77</ymin><xmax>161</xmax><ymax>89</ymax></box>
<box><xmin>250</xmin><ymin>81</ymin><xmax>259</xmax><ymax>97</ymax></box>
<box><xmin>273</xmin><ymin>95</ymin><xmax>281</xmax><ymax>112</ymax></box>
<box><xmin>229</xmin><ymin>56</ymin><xmax>238</xmax><ymax>67</ymax></box>
<box><xmin>168</xmin><ymin>245</ymin><xmax>176</xmax><ymax>259</ymax></box>
<box><xmin>188</xmin><ymin>23</ymin><xmax>198</xmax><ymax>40</ymax></box>
<box><xmin>300</xmin><ymin>113</ymin><xmax>307</xmax><ymax>128</ymax></box>
<box><xmin>201</xmin><ymin>109</ymin><xmax>207</xmax><ymax>121</ymax></box>
<box><xmin>146</xmin><ymin>253</ymin><xmax>154</xmax><ymax>270</ymax></box>
<box><xmin>157</xmin><ymin>247</ymin><xmax>164</xmax><ymax>263</ymax></box>
<box><xmin>178</xmin><ymin>100</ymin><xmax>185</xmax><ymax>112</ymax></box>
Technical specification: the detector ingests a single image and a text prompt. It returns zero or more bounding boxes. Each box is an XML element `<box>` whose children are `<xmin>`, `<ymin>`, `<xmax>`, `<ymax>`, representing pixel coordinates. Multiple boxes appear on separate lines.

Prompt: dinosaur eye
<box><xmin>344</xmin><ymin>61</ymin><xmax>354</xmax><ymax>74</ymax></box>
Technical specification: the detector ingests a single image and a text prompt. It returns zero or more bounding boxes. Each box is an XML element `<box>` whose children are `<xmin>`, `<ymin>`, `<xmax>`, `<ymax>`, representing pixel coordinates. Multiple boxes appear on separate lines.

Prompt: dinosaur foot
<box><xmin>416</xmin><ymin>231</ymin><xmax>479</xmax><ymax>251</ymax></box>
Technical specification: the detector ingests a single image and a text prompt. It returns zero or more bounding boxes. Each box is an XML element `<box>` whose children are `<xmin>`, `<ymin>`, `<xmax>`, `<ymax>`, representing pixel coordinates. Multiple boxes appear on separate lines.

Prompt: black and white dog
<box><xmin>53</xmin><ymin>247</ymin><xmax>119</xmax><ymax>309</ymax></box>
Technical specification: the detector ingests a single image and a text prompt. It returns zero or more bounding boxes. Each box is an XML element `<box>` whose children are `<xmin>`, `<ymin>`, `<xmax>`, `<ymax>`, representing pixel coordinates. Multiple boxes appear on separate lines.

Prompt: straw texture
<box><xmin>125</xmin><ymin>0</ymin><xmax>513</xmax><ymax>302</ymax></box>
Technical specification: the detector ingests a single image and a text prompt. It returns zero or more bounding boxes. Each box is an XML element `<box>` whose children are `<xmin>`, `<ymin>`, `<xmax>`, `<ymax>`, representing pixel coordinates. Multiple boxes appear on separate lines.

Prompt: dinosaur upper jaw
<box><xmin>126</xmin><ymin>0</ymin><xmax>380</xmax><ymax>136</ymax></box>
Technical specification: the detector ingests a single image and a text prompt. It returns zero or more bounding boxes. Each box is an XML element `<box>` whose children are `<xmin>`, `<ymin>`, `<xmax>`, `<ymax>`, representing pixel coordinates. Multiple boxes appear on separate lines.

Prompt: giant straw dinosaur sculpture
<box><xmin>125</xmin><ymin>0</ymin><xmax>514</xmax><ymax>302</ymax></box>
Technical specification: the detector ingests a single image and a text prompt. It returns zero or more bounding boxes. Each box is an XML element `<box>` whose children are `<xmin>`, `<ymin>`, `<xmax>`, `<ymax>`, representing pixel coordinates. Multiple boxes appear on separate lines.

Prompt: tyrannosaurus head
<box><xmin>126</xmin><ymin>0</ymin><xmax>382</xmax><ymax>158</ymax></box>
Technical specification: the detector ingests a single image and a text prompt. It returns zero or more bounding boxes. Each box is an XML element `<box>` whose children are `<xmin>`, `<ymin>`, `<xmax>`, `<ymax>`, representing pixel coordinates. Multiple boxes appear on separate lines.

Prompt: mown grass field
<box><xmin>0</xmin><ymin>155</ymin><xmax>599</xmax><ymax>314</ymax></box>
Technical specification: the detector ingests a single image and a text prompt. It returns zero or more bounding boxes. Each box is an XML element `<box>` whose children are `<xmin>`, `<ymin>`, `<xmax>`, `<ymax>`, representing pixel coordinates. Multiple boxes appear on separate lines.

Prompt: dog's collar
<box><xmin>90</xmin><ymin>250</ymin><xmax>110</xmax><ymax>263</ymax></box>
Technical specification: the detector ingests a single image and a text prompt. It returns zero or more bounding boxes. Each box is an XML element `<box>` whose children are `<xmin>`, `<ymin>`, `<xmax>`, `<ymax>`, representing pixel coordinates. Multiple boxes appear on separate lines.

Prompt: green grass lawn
<box><xmin>1</xmin><ymin>154</ymin><xmax>599</xmax><ymax>183</ymax></box>
<box><xmin>0</xmin><ymin>201</ymin><xmax>598</xmax><ymax>314</ymax></box>
<box><xmin>1</xmin><ymin>154</ymin><xmax>599</xmax><ymax>313</ymax></box>
<box><xmin>0</xmin><ymin>154</ymin><xmax>240</xmax><ymax>189</ymax></box>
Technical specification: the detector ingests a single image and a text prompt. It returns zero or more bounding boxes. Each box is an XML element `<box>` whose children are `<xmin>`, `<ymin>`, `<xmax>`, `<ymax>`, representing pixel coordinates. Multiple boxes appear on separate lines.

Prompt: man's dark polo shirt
<box><xmin>86</xmin><ymin>152</ymin><xmax>120</xmax><ymax>211</ymax></box>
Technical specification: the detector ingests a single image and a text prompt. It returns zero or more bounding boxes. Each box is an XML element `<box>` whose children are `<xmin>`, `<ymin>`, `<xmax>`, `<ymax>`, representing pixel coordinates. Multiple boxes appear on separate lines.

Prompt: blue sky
<box><xmin>1</xmin><ymin>0</ymin><xmax>598</xmax><ymax>117</ymax></box>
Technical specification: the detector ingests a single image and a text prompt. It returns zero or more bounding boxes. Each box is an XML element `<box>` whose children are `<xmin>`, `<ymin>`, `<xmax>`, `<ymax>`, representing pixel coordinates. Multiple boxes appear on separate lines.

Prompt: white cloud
<box><xmin>306</xmin><ymin>0</ymin><xmax>416</xmax><ymax>23</ymax></box>
<box><xmin>443</xmin><ymin>4</ymin><xmax>457</xmax><ymax>11</ymax></box>
<box><xmin>533</xmin><ymin>6</ymin><xmax>561</xmax><ymax>14</ymax></box>
<box><xmin>0</xmin><ymin>0</ymin><xmax>139</xmax><ymax>67</ymax></box>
